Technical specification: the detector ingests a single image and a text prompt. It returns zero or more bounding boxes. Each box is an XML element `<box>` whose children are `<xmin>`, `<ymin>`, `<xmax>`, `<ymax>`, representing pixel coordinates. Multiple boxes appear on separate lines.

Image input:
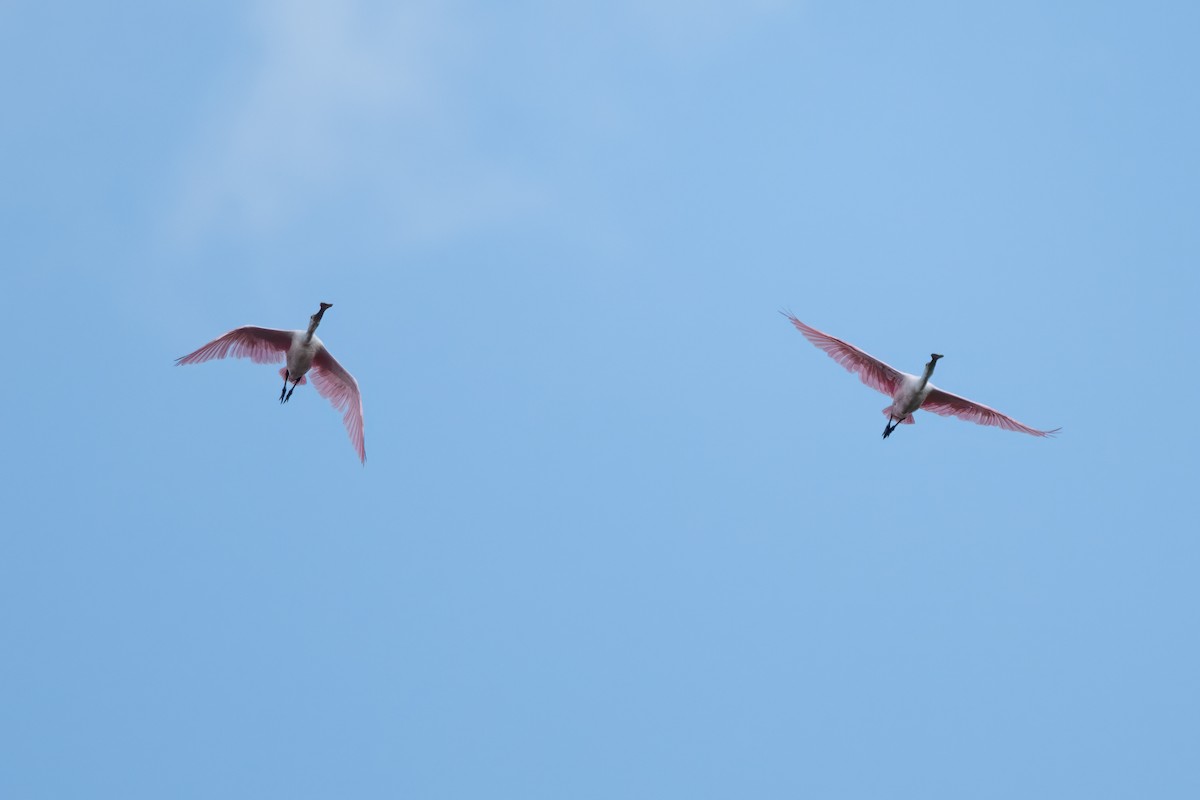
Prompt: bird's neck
<box><xmin>304</xmin><ymin>320</ymin><xmax>320</xmax><ymax>344</ymax></box>
<box><xmin>304</xmin><ymin>304</ymin><xmax>330</xmax><ymax>344</ymax></box>
<box><xmin>919</xmin><ymin>360</ymin><xmax>938</xmax><ymax>389</ymax></box>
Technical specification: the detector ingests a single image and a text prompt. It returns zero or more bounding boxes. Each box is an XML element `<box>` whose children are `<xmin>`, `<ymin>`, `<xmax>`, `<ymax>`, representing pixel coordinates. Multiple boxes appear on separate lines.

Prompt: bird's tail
<box><xmin>882</xmin><ymin>406</ymin><xmax>916</xmax><ymax>424</ymax></box>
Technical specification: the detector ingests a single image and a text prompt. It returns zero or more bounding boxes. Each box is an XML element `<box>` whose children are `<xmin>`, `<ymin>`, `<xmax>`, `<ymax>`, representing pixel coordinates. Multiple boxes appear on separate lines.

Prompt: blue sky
<box><xmin>3</xmin><ymin>1</ymin><xmax>1199</xmax><ymax>797</ymax></box>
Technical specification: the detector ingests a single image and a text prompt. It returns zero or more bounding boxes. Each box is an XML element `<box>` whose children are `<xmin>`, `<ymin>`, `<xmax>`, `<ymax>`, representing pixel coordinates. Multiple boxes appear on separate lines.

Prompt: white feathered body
<box><xmin>286</xmin><ymin>332</ymin><xmax>322</xmax><ymax>379</ymax></box>
<box><xmin>886</xmin><ymin>373</ymin><xmax>936</xmax><ymax>422</ymax></box>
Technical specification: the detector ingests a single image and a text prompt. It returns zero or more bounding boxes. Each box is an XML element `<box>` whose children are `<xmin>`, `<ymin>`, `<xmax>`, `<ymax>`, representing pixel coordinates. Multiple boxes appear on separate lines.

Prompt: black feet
<box><xmin>882</xmin><ymin>417</ymin><xmax>898</xmax><ymax>439</ymax></box>
<box><xmin>279</xmin><ymin>370</ymin><xmax>291</xmax><ymax>403</ymax></box>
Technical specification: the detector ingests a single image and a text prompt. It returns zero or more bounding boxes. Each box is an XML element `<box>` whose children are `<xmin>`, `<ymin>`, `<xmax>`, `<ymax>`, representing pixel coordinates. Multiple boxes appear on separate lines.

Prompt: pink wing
<box><xmin>783</xmin><ymin>312</ymin><xmax>904</xmax><ymax>397</ymax></box>
<box><xmin>921</xmin><ymin>387</ymin><xmax>1061</xmax><ymax>437</ymax></box>
<box><xmin>310</xmin><ymin>347</ymin><xmax>366</xmax><ymax>464</ymax></box>
<box><xmin>176</xmin><ymin>327</ymin><xmax>294</xmax><ymax>365</ymax></box>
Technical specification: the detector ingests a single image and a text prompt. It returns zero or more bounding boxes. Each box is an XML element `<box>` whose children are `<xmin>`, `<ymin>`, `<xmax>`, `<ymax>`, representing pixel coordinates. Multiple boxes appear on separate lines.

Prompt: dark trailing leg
<box><xmin>279</xmin><ymin>370</ymin><xmax>290</xmax><ymax>403</ymax></box>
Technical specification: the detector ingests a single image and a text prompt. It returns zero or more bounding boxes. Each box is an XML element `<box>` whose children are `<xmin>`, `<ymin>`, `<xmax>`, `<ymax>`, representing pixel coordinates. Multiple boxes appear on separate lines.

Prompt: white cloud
<box><xmin>625</xmin><ymin>0</ymin><xmax>792</xmax><ymax>58</ymax></box>
<box><xmin>171</xmin><ymin>0</ymin><xmax>540</xmax><ymax>245</ymax></box>
<box><xmin>169</xmin><ymin>0</ymin><xmax>793</xmax><ymax>248</ymax></box>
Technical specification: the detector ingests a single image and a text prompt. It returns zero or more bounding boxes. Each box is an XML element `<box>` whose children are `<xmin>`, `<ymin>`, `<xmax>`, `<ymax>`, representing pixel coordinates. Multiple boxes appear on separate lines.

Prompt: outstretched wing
<box><xmin>176</xmin><ymin>327</ymin><xmax>294</xmax><ymax>365</ymax></box>
<box><xmin>782</xmin><ymin>312</ymin><xmax>904</xmax><ymax>397</ymax></box>
<box><xmin>310</xmin><ymin>347</ymin><xmax>366</xmax><ymax>464</ymax></box>
<box><xmin>921</xmin><ymin>387</ymin><xmax>1060</xmax><ymax>437</ymax></box>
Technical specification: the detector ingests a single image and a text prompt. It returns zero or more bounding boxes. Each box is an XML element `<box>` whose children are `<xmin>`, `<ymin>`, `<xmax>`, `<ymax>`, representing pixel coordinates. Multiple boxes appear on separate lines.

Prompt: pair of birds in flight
<box><xmin>176</xmin><ymin>304</ymin><xmax>1059</xmax><ymax>463</ymax></box>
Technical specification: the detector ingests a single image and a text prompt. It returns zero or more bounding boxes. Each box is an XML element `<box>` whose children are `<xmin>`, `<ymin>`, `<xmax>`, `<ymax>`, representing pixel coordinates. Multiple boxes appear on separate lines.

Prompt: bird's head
<box><xmin>305</xmin><ymin>302</ymin><xmax>332</xmax><ymax>336</ymax></box>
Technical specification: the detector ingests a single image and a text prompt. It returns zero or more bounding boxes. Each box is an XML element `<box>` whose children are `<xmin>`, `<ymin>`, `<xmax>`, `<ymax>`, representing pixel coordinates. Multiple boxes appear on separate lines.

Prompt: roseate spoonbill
<box><xmin>783</xmin><ymin>312</ymin><xmax>1059</xmax><ymax>439</ymax></box>
<box><xmin>177</xmin><ymin>302</ymin><xmax>366</xmax><ymax>462</ymax></box>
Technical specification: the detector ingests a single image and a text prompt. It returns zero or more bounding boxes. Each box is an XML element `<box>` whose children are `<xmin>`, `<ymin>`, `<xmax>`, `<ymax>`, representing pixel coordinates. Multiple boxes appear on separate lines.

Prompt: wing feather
<box><xmin>783</xmin><ymin>312</ymin><xmax>903</xmax><ymax>397</ymax></box>
<box><xmin>311</xmin><ymin>347</ymin><xmax>366</xmax><ymax>464</ymax></box>
<box><xmin>176</xmin><ymin>327</ymin><xmax>294</xmax><ymax>365</ymax></box>
<box><xmin>921</xmin><ymin>387</ymin><xmax>1060</xmax><ymax>437</ymax></box>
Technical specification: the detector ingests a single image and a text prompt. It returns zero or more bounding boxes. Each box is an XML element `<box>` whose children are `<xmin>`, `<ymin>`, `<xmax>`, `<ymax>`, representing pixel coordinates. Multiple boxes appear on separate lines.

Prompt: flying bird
<box><xmin>177</xmin><ymin>302</ymin><xmax>366</xmax><ymax>462</ymax></box>
<box><xmin>783</xmin><ymin>312</ymin><xmax>1059</xmax><ymax>439</ymax></box>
